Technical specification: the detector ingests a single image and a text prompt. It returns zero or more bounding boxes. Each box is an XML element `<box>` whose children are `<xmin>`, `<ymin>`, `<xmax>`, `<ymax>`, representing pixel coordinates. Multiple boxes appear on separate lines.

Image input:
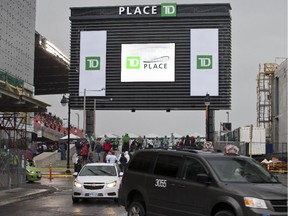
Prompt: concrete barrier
<box><xmin>34</xmin><ymin>145</ymin><xmax>76</xmax><ymax>168</ymax></box>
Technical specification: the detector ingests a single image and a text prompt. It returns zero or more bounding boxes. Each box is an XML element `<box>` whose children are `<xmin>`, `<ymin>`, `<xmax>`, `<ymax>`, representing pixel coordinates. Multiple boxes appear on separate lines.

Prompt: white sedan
<box><xmin>72</xmin><ymin>163</ymin><xmax>123</xmax><ymax>203</ymax></box>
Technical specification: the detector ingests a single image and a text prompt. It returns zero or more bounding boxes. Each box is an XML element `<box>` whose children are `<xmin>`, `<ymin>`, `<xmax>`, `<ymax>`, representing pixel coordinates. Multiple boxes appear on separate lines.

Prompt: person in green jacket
<box><xmin>122</xmin><ymin>133</ymin><xmax>130</xmax><ymax>153</ymax></box>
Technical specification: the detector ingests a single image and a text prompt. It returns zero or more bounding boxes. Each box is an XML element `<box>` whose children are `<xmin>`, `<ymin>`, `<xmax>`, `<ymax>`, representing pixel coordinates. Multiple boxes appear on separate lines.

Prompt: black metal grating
<box><xmin>69</xmin><ymin>4</ymin><xmax>232</xmax><ymax>111</ymax></box>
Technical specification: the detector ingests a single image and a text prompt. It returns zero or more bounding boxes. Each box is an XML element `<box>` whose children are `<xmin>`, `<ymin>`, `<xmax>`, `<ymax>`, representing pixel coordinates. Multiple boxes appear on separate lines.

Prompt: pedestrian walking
<box><xmin>129</xmin><ymin>139</ymin><xmax>137</xmax><ymax>154</ymax></box>
<box><xmin>87</xmin><ymin>152</ymin><xmax>94</xmax><ymax>163</ymax></box>
<box><xmin>136</xmin><ymin>136</ymin><xmax>144</xmax><ymax>150</ymax></box>
<box><xmin>119</xmin><ymin>152</ymin><xmax>128</xmax><ymax>172</ymax></box>
<box><xmin>81</xmin><ymin>144</ymin><xmax>88</xmax><ymax>164</ymax></box>
<box><xmin>75</xmin><ymin>139</ymin><xmax>82</xmax><ymax>156</ymax></box>
<box><xmin>153</xmin><ymin>137</ymin><xmax>160</xmax><ymax>148</ymax></box>
<box><xmin>106</xmin><ymin>151</ymin><xmax>117</xmax><ymax>164</ymax></box>
<box><xmin>59</xmin><ymin>142</ymin><xmax>67</xmax><ymax>160</ymax></box>
<box><xmin>94</xmin><ymin>141</ymin><xmax>103</xmax><ymax>162</ymax></box>
<box><xmin>103</xmin><ymin>140</ymin><xmax>111</xmax><ymax>153</ymax></box>
<box><xmin>162</xmin><ymin>136</ymin><xmax>169</xmax><ymax>148</ymax></box>
<box><xmin>184</xmin><ymin>135</ymin><xmax>191</xmax><ymax>149</ymax></box>
<box><xmin>74</xmin><ymin>156</ymin><xmax>83</xmax><ymax>173</ymax></box>
<box><xmin>90</xmin><ymin>134</ymin><xmax>96</xmax><ymax>152</ymax></box>
<box><xmin>124</xmin><ymin>151</ymin><xmax>130</xmax><ymax>163</ymax></box>
<box><xmin>122</xmin><ymin>133</ymin><xmax>130</xmax><ymax>152</ymax></box>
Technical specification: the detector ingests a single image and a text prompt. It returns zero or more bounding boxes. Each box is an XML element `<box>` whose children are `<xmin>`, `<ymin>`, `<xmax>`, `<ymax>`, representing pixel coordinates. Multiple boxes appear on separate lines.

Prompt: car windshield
<box><xmin>79</xmin><ymin>165</ymin><xmax>117</xmax><ymax>176</ymax></box>
<box><xmin>206</xmin><ymin>156</ymin><xmax>279</xmax><ymax>183</ymax></box>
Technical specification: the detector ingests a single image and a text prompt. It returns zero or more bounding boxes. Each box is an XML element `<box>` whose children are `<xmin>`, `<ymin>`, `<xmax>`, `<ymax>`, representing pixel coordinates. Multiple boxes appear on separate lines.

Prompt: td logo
<box><xmin>85</xmin><ymin>57</ymin><xmax>100</xmax><ymax>70</ymax></box>
<box><xmin>126</xmin><ymin>56</ymin><xmax>140</xmax><ymax>69</ymax></box>
<box><xmin>197</xmin><ymin>55</ymin><xmax>213</xmax><ymax>69</ymax></box>
<box><xmin>161</xmin><ymin>3</ymin><xmax>177</xmax><ymax>17</ymax></box>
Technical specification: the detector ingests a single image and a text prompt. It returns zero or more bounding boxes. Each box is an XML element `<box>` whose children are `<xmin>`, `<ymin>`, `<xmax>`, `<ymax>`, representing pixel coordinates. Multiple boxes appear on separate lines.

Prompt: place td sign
<box><xmin>119</xmin><ymin>3</ymin><xmax>177</xmax><ymax>17</ymax></box>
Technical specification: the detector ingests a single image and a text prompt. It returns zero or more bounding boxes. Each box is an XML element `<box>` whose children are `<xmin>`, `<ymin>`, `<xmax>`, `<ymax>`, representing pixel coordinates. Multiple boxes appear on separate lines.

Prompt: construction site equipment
<box><xmin>256</xmin><ymin>63</ymin><xmax>278</xmax><ymax>143</ymax></box>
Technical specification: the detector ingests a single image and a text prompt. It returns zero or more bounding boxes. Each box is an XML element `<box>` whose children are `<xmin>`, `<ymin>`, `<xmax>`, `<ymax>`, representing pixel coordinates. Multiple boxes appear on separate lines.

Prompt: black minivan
<box><xmin>118</xmin><ymin>149</ymin><xmax>287</xmax><ymax>216</ymax></box>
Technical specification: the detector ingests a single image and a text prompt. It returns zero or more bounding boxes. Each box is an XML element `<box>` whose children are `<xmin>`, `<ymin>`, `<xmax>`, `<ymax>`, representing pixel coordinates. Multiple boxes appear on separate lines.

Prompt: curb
<box><xmin>42</xmin><ymin>174</ymin><xmax>74</xmax><ymax>178</ymax></box>
<box><xmin>40</xmin><ymin>167</ymin><xmax>75</xmax><ymax>178</ymax></box>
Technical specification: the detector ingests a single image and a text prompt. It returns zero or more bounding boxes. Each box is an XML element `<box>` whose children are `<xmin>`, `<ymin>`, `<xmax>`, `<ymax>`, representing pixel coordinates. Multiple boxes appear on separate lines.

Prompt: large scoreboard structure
<box><xmin>69</xmin><ymin>3</ymin><xmax>232</xmax><ymax>111</ymax></box>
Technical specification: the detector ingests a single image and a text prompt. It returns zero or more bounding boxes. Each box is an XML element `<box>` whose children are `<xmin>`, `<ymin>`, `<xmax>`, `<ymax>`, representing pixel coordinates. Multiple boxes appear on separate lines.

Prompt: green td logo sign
<box><xmin>197</xmin><ymin>55</ymin><xmax>213</xmax><ymax>69</ymax></box>
<box><xmin>161</xmin><ymin>3</ymin><xmax>177</xmax><ymax>17</ymax></box>
<box><xmin>85</xmin><ymin>57</ymin><xmax>100</xmax><ymax>70</ymax></box>
<box><xmin>126</xmin><ymin>56</ymin><xmax>140</xmax><ymax>69</ymax></box>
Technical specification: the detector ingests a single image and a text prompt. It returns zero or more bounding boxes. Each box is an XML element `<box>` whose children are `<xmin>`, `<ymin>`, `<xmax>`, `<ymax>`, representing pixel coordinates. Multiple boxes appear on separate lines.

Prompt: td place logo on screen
<box><xmin>126</xmin><ymin>56</ymin><xmax>169</xmax><ymax>70</ymax></box>
<box><xmin>121</xmin><ymin>43</ymin><xmax>175</xmax><ymax>82</ymax></box>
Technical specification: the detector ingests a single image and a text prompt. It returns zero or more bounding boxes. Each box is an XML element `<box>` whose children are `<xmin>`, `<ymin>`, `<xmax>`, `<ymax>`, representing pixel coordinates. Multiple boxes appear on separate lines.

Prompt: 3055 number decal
<box><xmin>155</xmin><ymin>179</ymin><xmax>167</xmax><ymax>188</ymax></box>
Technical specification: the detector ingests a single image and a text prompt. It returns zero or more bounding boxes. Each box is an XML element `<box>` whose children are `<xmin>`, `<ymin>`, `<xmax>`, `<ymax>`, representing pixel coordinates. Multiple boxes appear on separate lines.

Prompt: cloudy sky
<box><xmin>34</xmin><ymin>0</ymin><xmax>287</xmax><ymax>137</ymax></box>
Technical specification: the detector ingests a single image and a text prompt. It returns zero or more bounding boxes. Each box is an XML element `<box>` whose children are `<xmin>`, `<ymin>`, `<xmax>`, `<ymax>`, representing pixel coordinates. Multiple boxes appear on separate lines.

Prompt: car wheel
<box><xmin>128</xmin><ymin>201</ymin><xmax>146</xmax><ymax>216</ymax></box>
<box><xmin>72</xmin><ymin>197</ymin><xmax>79</xmax><ymax>203</ymax></box>
<box><xmin>214</xmin><ymin>210</ymin><xmax>235</xmax><ymax>216</ymax></box>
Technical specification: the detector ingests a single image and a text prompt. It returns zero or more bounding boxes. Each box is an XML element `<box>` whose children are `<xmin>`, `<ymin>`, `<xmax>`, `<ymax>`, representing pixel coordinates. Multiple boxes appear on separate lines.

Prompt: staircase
<box><xmin>34</xmin><ymin>123</ymin><xmax>63</xmax><ymax>141</ymax></box>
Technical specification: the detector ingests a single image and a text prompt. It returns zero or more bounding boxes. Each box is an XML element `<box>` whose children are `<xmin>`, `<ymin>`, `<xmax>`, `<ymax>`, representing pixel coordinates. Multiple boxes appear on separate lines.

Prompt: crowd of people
<box><xmin>73</xmin><ymin>133</ymin><xmax>203</xmax><ymax>173</ymax></box>
<box><xmin>34</xmin><ymin>112</ymin><xmax>203</xmax><ymax>159</ymax></box>
<box><xmin>31</xmin><ymin>112</ymin><xmax>204</xmax><ymax>175</ymax></box>
<box><xmin>34</xmin><ymin>112</ymin><xmax>83</xmax><ymax>137</ymax></box>
<box><xmin>34</xmin><ymin>112</ymin><xmax>63</xmax><ymax>132</ymax></box>
<box><xmin>73</xmin><ymin>135</ymin><xmax>131</xmax><ymax>173</ymax></box>
<box><xmin>121</xmin><ymin>133</ymin><xmax>201</xmax><ymax>152</ymax></box>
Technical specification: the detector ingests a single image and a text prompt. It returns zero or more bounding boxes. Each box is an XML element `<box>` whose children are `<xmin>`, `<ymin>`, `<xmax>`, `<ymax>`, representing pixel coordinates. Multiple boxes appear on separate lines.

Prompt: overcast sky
<box><xmin>34</xmin><ymin>0</ymin><xmax>287</xmax><ymax>137</ymax></box>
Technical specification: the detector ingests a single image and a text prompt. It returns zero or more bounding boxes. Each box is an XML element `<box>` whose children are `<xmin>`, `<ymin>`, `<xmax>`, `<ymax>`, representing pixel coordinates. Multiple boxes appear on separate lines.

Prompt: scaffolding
<box><xmin>0</xmin><ymin>113</ymin><xmax>27</xmax><ymax>189</ymax></box>
<box><xmin>256</xmin><ymin>63</ymin><xmax>278</xmax><ymax>142</ymax></box>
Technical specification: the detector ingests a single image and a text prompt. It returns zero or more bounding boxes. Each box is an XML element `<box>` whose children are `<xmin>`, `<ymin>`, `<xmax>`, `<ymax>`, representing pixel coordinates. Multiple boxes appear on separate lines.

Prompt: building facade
<box><xmin>0</xmin><ymin>0</ymin><xmax>41</xmax><ymax>189</ymax></box>
<box><xmin>272</xmin><ymin>59</ymin><xmax>287</xmax><ymax>154</ymax></box>
<box><xmin>0</xmin><ymin>0</ymin><xmax>36</xmax><ymax>83</ymax></box>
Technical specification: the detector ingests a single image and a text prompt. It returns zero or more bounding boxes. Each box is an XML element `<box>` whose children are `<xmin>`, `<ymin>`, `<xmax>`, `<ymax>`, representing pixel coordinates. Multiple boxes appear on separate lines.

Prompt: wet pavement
<box><xmin>0</xmin><ymin>171</ymin><xmax>286</xmax><ymax>207</ymax></box>
<box><xmin>0</xmin><ymin>168</ymin><xmax>73</xmax><ymax>207</ymax></box>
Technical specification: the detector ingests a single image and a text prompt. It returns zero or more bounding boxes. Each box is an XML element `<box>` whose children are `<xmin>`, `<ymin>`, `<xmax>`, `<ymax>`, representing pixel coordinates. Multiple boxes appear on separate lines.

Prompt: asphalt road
<box><xmin>1</xmin><ymin>177</ymin><xmax>126</xmax><ymax>216</ymax></box>
<box><xmin>1</xmin><ymin>173</ymin><xmax>286</xmax><ymax>216</ymax></box>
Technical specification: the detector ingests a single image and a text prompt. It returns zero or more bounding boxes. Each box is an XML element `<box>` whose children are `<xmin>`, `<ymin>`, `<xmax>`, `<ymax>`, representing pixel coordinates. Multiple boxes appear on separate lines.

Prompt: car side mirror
<box><xmin>119</xmin><ymin>172</ymin><xmax>124</xmax><ymax>177</ymax></box>
<box><xmin>73</xmin><ymin>172</ymin><xmax>78</xmax><ymax>177</ymax></box>
<box><xmin>197</xmin><ymin>173</ymin><xmax>211</xmax><ymax>184</ymax></box>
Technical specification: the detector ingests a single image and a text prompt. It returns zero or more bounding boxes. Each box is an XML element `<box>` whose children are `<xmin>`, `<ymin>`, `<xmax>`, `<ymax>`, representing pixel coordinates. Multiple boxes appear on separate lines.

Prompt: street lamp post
<box><xmin>75</xmin><ymin>113</ymin><xmax>79</xmax><ymax>130</ymax></box>
<box><xmin>94</xmin><ymin>99</ymin><xmax>96</xmax><ymax>135</ymax></box>
<box><xmin>83</xmin><ymin>89</ymin><xmax>86</xmax><ymax>136</ymax></box>
<box><xmin>61</xmin><ymin>95</ymin><xmax>71</xmax><ymax>174</ymax></box>
<box><xmin>204</xmin><ymin>93</ymin><xmax>210</xmax><ymax>141</ymax></box>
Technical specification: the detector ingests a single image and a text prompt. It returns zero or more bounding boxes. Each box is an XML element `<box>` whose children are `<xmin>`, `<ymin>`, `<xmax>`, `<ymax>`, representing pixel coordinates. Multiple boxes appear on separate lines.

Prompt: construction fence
<box><xmin>0</xmin><ymin>148</ymin><xmax>26</xmax><ymax>190</ymax></box>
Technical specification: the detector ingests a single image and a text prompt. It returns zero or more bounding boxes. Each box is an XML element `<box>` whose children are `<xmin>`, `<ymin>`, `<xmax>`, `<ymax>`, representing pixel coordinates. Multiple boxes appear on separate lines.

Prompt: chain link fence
<box><xmin>0</xmin><ymin>148</ymin><xmax>26</xmax><ymax>190</ymax></box>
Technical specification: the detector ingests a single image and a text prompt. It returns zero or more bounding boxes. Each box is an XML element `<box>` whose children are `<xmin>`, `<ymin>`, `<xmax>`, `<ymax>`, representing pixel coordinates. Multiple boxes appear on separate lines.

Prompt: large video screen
<box><xmin>70</xmin><ymin>3</ymin><xmax>232</xmax><ymax>111</ymax></box>
<box><xmin>121</xmin><ymin>43</ymin><xmax>175</xmax><ymax>82</ymax></box>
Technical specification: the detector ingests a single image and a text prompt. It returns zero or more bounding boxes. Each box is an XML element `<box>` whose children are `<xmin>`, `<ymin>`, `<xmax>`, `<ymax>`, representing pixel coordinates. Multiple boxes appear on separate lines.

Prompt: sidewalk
<box><xmin>0</xmin><ymin>183</ymin><xmax>55</xmax><ymax>207</ymax></box>
<box><xmin>0</xmin><ymin>168</ymin><xmax>73</xmax><ymax>207</ymax></box>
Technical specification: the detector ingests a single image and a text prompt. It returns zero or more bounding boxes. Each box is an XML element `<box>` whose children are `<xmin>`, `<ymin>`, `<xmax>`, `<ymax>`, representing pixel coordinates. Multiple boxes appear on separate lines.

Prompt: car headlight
<box><xmin>73</xmin><ymin>180</ymin><xmax>82</xmax><ymax>188</ymax></box>
<box><xmin>107</xmin><ymin>181</ymin><xmax>117</xmax><ymax>188</ymax></box>
<box><xmin>26</xmin><ymin>170</ymin><xmax>35</xmax><ymax>174</ymax></box>
<box><xmin>244</xmin><ymin>197</ymin><xmax>267</xmax><ymax>209</ymax></box>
